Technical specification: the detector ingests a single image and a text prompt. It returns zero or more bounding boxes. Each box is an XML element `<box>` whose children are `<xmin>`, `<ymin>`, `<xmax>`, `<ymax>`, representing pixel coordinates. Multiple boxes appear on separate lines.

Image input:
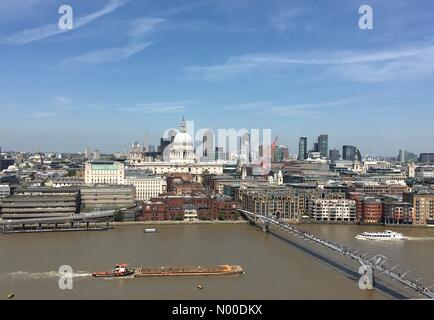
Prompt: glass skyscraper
<box><xmin>318</xmin><ymin>134</ymin><xmax>329</xmax><ymax>159</ymax></box>
<box><xmin>298</xmin><ymin>137</ymin><xmax>307</xmax><ymax>160</ymax></box>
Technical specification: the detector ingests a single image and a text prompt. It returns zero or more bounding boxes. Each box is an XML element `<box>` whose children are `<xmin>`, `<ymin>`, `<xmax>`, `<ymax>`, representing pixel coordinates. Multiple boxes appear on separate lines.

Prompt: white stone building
<box><xmin>124</xmin><ymin>170</ymin><xmax>166</xmax><ymax>201</ymax></box>
<box><xmin>310</xmin><ymin>199</ymin><xmax>356</xmax><ymax>222</ymax></box>
<box><xmin>84</xmin><ymin>161</ymin><xmax>125</xmax><ymax>185</ymax></box>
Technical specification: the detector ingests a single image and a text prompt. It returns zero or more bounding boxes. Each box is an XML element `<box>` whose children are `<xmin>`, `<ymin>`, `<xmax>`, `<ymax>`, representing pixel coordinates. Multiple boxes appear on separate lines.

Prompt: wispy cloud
<box><xmin>224</xmin><ymin>99</ymin><xmax>355</xmax><ymax>117</ymax></box>
<box><xmin>262</xmin><ymin>100</ymin><xmax>354</xmax><ymax>116</ymax></box>
<box><xmin>129</xmin><ymin>18</ymin><xmax>165</xmax><ymax>37</ymax></box>
<box><xmin>50</xmin><ymin>95</ymin><xmax>72</xmax><ymax>108</ymax></box>
<box><xmin>270</xmin><ymin>7</ymin><xmax>305</xmax><ymax>32</ymax></box>
<box><xmin>31</xmin><ymin>112</ymin><xmax>56</xmax><ymax>118</ymax></box>
<box><xmin>224</xmin><ymin>102</ymin><xmax>271</xmax><ymax>111</ymax></box>
<box><xmin>185</xmin><ymin>45</ymin><xmax>434</xmax><ymax>82</ymax></box>
<box><xmin>116</xmin><ymin>102</ymin><xmax>187</xmax><ymax>114</ymax></box>
<box><xmin>64</xmin><ymin>42</ymin><xmax>152</xmax><ymax>65</ymax></box>
<box><xmin>63</xmin><ymin>16</ymin><xmax>164</xmax><ymax>66</ymax></box>
<box><xmin>2</xmin><ymin>0</ymin><xmax>128</xmax><ymax>45</ymax></box>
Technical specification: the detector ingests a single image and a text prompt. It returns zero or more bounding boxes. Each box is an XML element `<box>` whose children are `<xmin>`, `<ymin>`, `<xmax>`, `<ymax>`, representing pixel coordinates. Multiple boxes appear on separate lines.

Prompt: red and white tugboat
<box><xmin>92</xmin><ymin>264</ymin><xmax>135</xmax><ymax>278</ymax></box>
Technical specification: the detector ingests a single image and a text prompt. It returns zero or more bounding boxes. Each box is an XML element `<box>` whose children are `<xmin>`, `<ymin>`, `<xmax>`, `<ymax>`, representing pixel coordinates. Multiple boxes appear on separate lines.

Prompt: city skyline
<box><xmin>1</xmin><ymin>0</ymin><xmax>434</xmax><ymax>154</ymax></box>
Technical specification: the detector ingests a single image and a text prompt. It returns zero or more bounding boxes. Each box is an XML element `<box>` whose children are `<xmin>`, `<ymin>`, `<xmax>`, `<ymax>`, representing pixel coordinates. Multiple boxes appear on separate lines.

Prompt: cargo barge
<box><xmin>134</xmin><ymin>265</ymin><xmax>244</xmax><ymax>277</ymax></box>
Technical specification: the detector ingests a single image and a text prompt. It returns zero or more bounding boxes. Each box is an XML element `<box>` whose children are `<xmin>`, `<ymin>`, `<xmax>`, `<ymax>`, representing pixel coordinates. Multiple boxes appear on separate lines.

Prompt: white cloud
<box><xmin>116</xmin><ymin>103</ymin><xmax>187</xmax><ymax>114</ymax></box>
<box><xmin>185</xmin><ymin>45</ymin><xmax>434</xmax><ymax>82</ymax></box>
<box><xmin>129</xmin><ymin>18</ymin><xmax>165</xmax><ymax>37</ymax></box>
<box><xmin>224</xmin><ymin>102</ymin><xmax>271</xmax><ymax>111</ymax></box>
<box><xmin>2</xmin><ymin>0</ymin><xmax>128</xmax><ymax>45</ymax></box>
<box><xmin>63</xmin><ymin>15</ymin><xmax>163</xmax><ymax>66</ymax></box>
<box><xmin>224</xmin><ymin>99</ymin><xmax>355</xmax><ymax>117</ymax></box>
<box><xmin>64</xmin><ymin>42</ymin><xmax>152</xmax><ymax>65</ymax></box>
<box><xmin>51</xmin><ymin>95</ymin><xmax>72</xmax><ymax>106</ymax></box>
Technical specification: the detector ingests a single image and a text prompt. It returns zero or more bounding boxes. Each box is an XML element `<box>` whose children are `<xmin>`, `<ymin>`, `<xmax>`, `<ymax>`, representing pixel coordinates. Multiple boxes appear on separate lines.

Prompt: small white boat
<box><xmin>356</xmin><ymin>230</ymin><xmax>406</xmax><ymax>241</ymax></box>
<box><xmin>144</xmin><ymin>228</ymin><xmax>157</xmax><ymax>233</ymax></box>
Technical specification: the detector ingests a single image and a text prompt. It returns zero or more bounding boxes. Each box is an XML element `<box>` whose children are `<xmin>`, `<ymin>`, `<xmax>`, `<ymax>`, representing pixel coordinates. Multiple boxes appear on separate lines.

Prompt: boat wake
<box><xmin>406</xmin><ymin>236</ymin><xmax>434</xmax><ymax>241</ymax></box>
<box><xmin>0</xmin><ymin>271</ymin><xmax>92</xmax><ymax>281</ymax></box>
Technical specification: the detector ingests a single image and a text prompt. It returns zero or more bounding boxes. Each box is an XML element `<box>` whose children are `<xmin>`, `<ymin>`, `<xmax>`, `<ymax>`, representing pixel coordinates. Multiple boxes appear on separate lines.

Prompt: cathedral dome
<box><xmin>169</xmin><ymin>118</ymin><xmax>195</xmax><ymax>164</ymax></box>
<box><xmin>172</xmin><ymin>131</ymin><xmax>193</xmax><ymax>148</ymax></box>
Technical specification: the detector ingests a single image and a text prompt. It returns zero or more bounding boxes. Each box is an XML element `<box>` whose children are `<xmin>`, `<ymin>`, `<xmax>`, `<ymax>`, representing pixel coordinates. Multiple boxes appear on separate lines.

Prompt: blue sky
<box><xmin>0</xmin><ymin>0</ymin><xmax>434</xmax><ymax>156</ymax></box>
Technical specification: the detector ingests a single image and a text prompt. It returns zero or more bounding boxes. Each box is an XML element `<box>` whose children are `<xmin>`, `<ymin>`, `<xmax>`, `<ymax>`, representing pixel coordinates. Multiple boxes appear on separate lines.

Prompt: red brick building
<box><xmin>141</xmin><ymin>193</ymin><xmax>238</xmax><ymax>221</ymax></box>
<box><xmin>360</xmin><ymin>197</ymin><xmax>383</xmax><ymax>224</ymax></box>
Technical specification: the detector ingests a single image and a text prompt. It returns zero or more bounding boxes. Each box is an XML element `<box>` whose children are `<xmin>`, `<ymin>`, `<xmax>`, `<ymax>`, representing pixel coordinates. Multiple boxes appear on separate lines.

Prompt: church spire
<box><xmin>180</xmin><ymin>117</ymin><xmax>186</xmax><ymax>133</ymax></box>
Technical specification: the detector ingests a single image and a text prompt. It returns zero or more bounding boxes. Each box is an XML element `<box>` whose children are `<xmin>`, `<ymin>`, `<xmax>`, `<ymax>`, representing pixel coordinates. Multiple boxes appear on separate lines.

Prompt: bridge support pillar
<box><xmin>262</xmin><ymin>223</ymin><xmax>270</xmax><ymax>233</ymax></box>
<box><xmin>358</xmin><ymin>261</ymin><xmax>375</xmax><ymax>291</ymax></box>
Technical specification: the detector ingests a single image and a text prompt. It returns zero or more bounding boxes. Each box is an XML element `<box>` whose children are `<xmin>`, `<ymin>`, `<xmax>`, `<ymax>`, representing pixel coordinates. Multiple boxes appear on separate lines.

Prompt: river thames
<box><xmin>1</xmin><ymin>224</ymin><xmax>433</xmax><ymax>300</ymax></box>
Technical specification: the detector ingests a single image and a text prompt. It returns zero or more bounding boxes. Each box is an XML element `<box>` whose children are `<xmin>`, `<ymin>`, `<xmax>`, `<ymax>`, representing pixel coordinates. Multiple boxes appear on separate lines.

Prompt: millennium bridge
<box><xmin>240</xmin><ymin>209</ymin><xmax>434</xmax><ymax>300</ymax></box>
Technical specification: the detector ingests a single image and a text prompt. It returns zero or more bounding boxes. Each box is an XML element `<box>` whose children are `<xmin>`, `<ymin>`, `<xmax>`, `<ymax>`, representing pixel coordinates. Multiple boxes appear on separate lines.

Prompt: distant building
<box><xmin>329</xmin><ymin>149</ymin><xmax>340</xmax><ymax>163</ymax></box>
<box><xmin>273</xmin><ymin>145</ymin><xmax>289</xmax><ymax>163</ymax></box>
<box><xmin>342</xmin><ymin>145</ymin><xmax>362</xmax><ymax>162</ymax></box>
<box><xmin>239</xmin><ymin>133</ymin><xmax>251</xmax><ymax>164</ymax></box>
<box><xmin>158</xmin><ymin>138</ymin><xmax>171</xmax><ymax>157</ymax></box>
<box><xmin>349</xmin><ymin>182</ymin><xmax>410</xmax><ymax>197</ymax></box>
<box><xmin>0</xmin><ymin>158</ymin><xmax>14</xmax><ymax>172</ymax></box>
<box><xmin>202</xmin><ymin>130</ymin><xmax>214</xmax><ymax>161</ymax></box>
<box><xmin>0</xmin><ymin>184</ymin><xmax>10</xmax><ymax>199</ymax></box>
<box><xmin>215</xmin><ymin>147</ymin><xmax>224</xmax><ymax>161</ymax></box>
<box><xmin>298</xmin><ymin>137</ymin><xmax>307</xmax><ymax>160</ymax></box>
<box><xmin>419</xmin><ymin>153</ymin><xmax>434</xmax><ymax>163</ymax></box>
<box><xmin>397</xmin><ymin>150</ymin><xmax>418</xmax><ymax>163</ymax></box>
<box><xmin>318</xmin><ymin>134</ymin><xmax>329</xmax><ymax>159</ymax></box>
<box><xmin>84</xmin><ymin>146</ymin><xmax>91</xmax><ymax>159</ymax></box>
<box><xmin>93</xmin><ymin>150</ymin><xmax>101</xmax><ymax>160</ymax></box>
<box><xmin>127</xmin><ymin>142</ymin><xmax>146</xmax><ymax>165</ymax></box>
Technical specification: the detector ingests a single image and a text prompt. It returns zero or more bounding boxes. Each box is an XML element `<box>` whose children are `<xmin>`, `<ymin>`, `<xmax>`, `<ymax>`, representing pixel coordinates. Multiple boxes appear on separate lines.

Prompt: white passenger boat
<box><xmin>144</xmin><ymin>228</ymin><xmax>157</xmax><ymax>233</ymax></box>
<box><xmin>355</xmin><ymin>230</ymin><xmax>406</xmax><ymax>241</ymax></box>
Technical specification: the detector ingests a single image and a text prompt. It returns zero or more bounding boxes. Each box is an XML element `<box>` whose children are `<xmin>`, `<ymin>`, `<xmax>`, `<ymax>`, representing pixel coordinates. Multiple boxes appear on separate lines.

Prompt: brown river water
<box><xmin>1</xmin><ymin>224</ymin><xmax>433</xmax><ymax>300</ymax></box>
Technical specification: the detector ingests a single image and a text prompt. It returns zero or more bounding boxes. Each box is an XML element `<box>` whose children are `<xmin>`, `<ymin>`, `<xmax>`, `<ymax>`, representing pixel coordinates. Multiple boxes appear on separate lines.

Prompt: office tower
<box><xmin>274</xmin><ymin>145</ymin><xmax>289</xmax><ymax>163</ymax></box>
<box><xmin>397</xmin><ymin>150</ymin><xmax>418</xmax><ymax>163</ymax></box>
<box><xmin>93</xmin><ymin>150</ymin><xmax>101</xmax><ymax>160</ymax></box>
<box><xmin>298</xmin><ymin>137</ymin><xmax>307</xmax><ymax>160</ymax></box>
<box><xmin>419</xmin><ymin>153</ymin><xmax>434</xmax><ymax>163</ymax></box>
<box><xmin>329</xmin><ymin>149</ymin><xmax>340</xmax><ymax>163</ymax></box>
<box><xmin>143</xmin><ymin>131</ymin><xmax>150</xmax><ymax>152</ymax></box>
<box><xmin>215</xmin><ymin>147</ymin><xmax>224</xmax><ymax>161</ymax></box>
<box><xmin>239</xmin><ymin>133</ymin><xmax>251</xmax><ymax>164</ymax></box>
<box><xmin>84</xmin><ymin>146</ymin><xmax>91</xmax><ymax>159</ymax></box>
<box><xmin>342</xmin><ymin>145</ymin><xmax>362</xmax><ymax>161</ymax></box>
<box><xmin>318</xmin><ymin>134</ymin><xmax>329</xmax><ymax>159</ymax></box>
<box><xmin>203</xmin><ymin>130</ymin><xmax>214</xmax><ymax>160</ymax></box>
<box><xmin>168</xmin><ymin>129</ymin><xmax>177</xmax><ymax>143</ymax></box>
<box><xmin>158</xmin><ymin>138</ymin><xmax>171</xmax><ymax>156</ymax></box>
